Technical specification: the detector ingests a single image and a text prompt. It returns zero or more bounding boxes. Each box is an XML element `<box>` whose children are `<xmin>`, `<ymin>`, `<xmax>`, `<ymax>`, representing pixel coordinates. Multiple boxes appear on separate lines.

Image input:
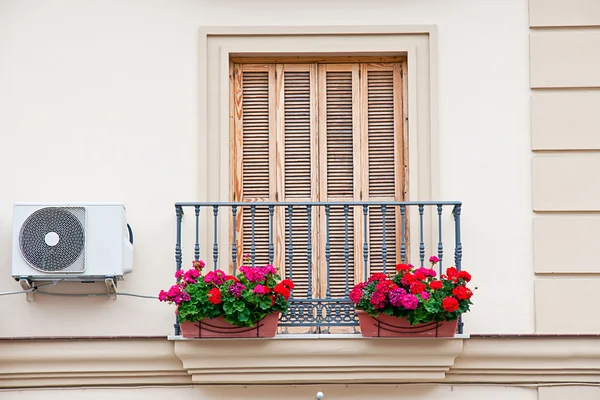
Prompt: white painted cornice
<box><xmin>172</xmin><ymin>334</ymin><xmax>465</xmax><ymax>383</ymax></box>
<box><xmin>0</xmin><ymin>338</ymin><xmax>190</xmax><ymax>388</ymax></box>
<box><xmin>3</xmin><ymin>336</ymin><xmax>600</xmax><ymax>388</ymax></box>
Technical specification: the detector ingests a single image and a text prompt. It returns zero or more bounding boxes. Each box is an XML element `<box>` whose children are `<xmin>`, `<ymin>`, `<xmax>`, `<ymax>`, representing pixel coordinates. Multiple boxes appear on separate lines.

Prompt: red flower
<box><xmin>376</xmin><ymin>279</ymin><xmax>398</xmax><ymax>293</ymax></box>
<box><xmin>410</xmin><ymin>281</ymin><xmax>427</xmax><ymax>295</ymax></box>
<box><xmin>225</xmin><ymin>275</ymin><xmax>236</xmax><ymax>281</ymax></box>
<box><xmin>429</xmin><ymin>280</ymin><xmax>443</xmax><ymax>290</ymax></box>
<box><xmin>401</xmin><ymin>273</ymin><xmax>416</xmax><ymax>286</ymax></box>
<box><xmin>368</xmin><ymin>273</ymin><xmax>388</xmax><ymax>283</ymax></box>
<box><xmin>207</xmin><ymin>288</ymin><xmax>222</xmax><ymax>305</ymax></box>
<box><xmin>349</xmin><ymin>287</ymin><xmax>363</xmax><ymax>304</ymax></box>
<box><xmin>452</xmin><ymin>286</ymin><xmax>473</xmax><ymax>300</ymax></box>
<box><xmin>395</xmin><ymin>263</ymin><xmax>412</xmax><ymax>272</ymax></box>
<box><xmin>442</xmin><ymin>297</ymin><xmax>459</xmax><ymax>312</ymax></box>
<box><xmin>414</xmin><ymin>270</ymin><xmax>427</xmax><ymax>280</ymax></box>
<box><xmin>281</xmin><ymin>279</ymin><xmax>295</xmax><ymax>289</ymax></box>
<box><xmin>458</xmin><ymin>271</ymin><xmax>472</xmax><ymax>282</ymax></box>
<box><xmin>274</xmin><ymin>283</ymin><xmax>291</xmax><ymax>300</ymax></box>
<box><xmin>446</xmin><ymin>267</ymin><xmax>458</xmax><ymax>278</ymax></box>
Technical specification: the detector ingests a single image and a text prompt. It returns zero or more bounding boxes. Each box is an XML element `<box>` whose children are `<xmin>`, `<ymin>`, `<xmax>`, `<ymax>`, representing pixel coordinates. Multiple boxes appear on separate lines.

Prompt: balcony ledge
<box><xmin>171</xmin><ymin>334</ymin><xmax>466</xmax><ymax>384</ymax></box>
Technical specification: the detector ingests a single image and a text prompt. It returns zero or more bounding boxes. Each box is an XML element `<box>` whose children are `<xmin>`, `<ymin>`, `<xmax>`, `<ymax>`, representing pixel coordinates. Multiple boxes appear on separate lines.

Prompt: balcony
<box><xmin>173</xmin><ymin>200</ymin><xmax>464</xmax><ymax>335</ymax></box>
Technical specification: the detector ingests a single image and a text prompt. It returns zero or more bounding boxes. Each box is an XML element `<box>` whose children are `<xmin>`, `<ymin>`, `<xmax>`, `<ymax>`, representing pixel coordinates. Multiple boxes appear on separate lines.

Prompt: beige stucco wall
<box><xmin>0</xmin><ymin>0</ymin><xmax>532</xmax><ymax>336</ymax></box>
<box><xmin>529</xmin><ymin>0</ymin><xmax>600</xmax><ymax>333</ymax></box>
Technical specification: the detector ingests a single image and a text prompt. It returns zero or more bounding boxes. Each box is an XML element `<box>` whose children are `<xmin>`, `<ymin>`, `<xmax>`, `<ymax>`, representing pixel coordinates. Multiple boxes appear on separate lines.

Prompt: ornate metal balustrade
<box><xmin>173</xmin><ymin>201</ymin><xmax>463</xmax><ymax>334</ymax></box>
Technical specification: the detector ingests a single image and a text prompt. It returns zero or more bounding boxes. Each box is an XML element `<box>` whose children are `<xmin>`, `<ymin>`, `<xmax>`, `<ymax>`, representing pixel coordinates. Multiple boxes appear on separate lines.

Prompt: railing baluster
<box><xmin>194</xmin><ymin>206</ymin><xmax>200</xmax><ymax>261</ymax></box>
<box><xmin>288</xmin><ymin>205</ymin><xmax>294</xmax><ymax>297</ymax></box>
<box><xmin>232</xmin><ymin>205</ymin><xmax>238</xmax><ymax>274</ymax></box>
<box><xmin>437</xmin><ymin>204</ymin><xmax>443</xmax><ymax>274</ymax></box>
<box><xmin>306</xmin><ymin>205</ymin><xmax>313</xmax><ymax>299</ymax></box>
<box><xmin>418</xmin><ymin>204</ymin><xmax>425</xmax><ymax>268</ymax></box>
<box><xmin>325</xmin><ymin>205</ymin><xmax>331</xmax><ymax>299</ymax></box>
<box><xmin>381</xmin><ymin>205</ymin><xmax>387</xmax><ymax>274</ymax></box>
<box><xmin>212</xmin><ymin>205</ymin><xmax>219</xmax><ymax>271</ymax></box>
<box><xmin>250</xmin><ymin>205</ymin><xmax>256</xmax><ymax>267</ymax></box>
<box><xmin>269</xmin><ymin>205</ymin><xmax>275</xmax><ymax>266</ymax></box>
<box><xmin>400</xmin><ymin>205</ymin><xmax>406</xmax><ymax>263</ymax></box>
<box><xmin>363</xmin><ymin>205</ymin><xmax>368</xmax><ymax>281</ymax></box>
<box><xmin>344</xmin><ymin>205</ymin><xmax>350</xmax><ymax>296</ymax></box>
<box><xmin>454</xmin><ymin>204</ymin><xmax>463</xmax><ymax>335</ymax></box>
<box><xmin>174</xmin><ymin>205</ymin><xmax>183</xmax><ymax>336</ymax></box>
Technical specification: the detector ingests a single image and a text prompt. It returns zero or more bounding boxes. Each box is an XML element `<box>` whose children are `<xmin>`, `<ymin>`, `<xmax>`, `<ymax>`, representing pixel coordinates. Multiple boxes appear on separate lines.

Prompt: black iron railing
<box><xmin>174</xmin><ymin>201</ymin><xmax>463</xmax><ymax>334</ymax></box>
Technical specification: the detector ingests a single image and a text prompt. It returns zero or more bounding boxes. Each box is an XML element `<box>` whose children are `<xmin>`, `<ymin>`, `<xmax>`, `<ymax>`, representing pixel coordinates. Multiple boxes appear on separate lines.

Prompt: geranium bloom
<box><xmin>420</xmin><ymin>291</ymin><xmax>430</xmax><ymax>300</ymax></box>
<box><xmin>400</xmin><ymin>294</ymin><xmax>419</xmax><ymax>310</ymax></box>
<box><xmin>207</xmin><ymin>287</ymin><xmax>222</xmax><ymax>304</ymax></box>
<box><xmin>376</xmin><ymin>279</ymin><xmax>398</xmax><ymax>293</ymax></box>
<box><xmin>452</xmin><ymin>286</ymin><xmax>473</xmax><ymax>300</ymax></box>
<box><xmin>228</xmin><ymin>282</ymin><xmax>246</xmax><ymax>298</ymax></box>
<box><xmin>253</xmin><ymin>284</ymin><xmax>268</xmax><ymax>295</ymax></box>
<box><xmin>395</xmin><ymin>263</ymin><xmax>411</xmax><ymax>272</ymax></box>
<box><xmin>442</xmin><ymin>296</ymin><xmax>459</xmax><ymax>312</ymax></box>
<box><xmin>204</xmin><ymin>270</ymin><xmax>227</xmax><ymax>285</ymax></box>
<box><xmin>192</xmin><ymin>260</ymin><xmax>205</xmax><ymax>270</ymax></box>
<box><xmin>175</xmin><ymin>270</ymin><xmax>184</xmax><ymax>280</ymax></box>
<box><xmin>389</xmin><ymin>288</ymin><xmax>407</xmax><ymax>307</ymax></box>
<box><xmin>158</xmin><ymin>290</ymin><xmax>167</xmax><ymax>301</ymax></box>
<box><xmin>239</xmin><ymin>266</ymin><xmax>266</xmax><ymax>283</ymax></box>
<box><xmin>410</xmin><ymin>281</ymin><xmax>427</xmax><ymax>295</ymax></box>
<box><xmin>429</xmin><ymin>280</ymin><xmax>443</xmax><ymax>290</ymax></box>
<box><xmin>401</xmin><ymin>273</ymin><xmax>416</xmax><ymax>286</ymax></box>
<box><xmin>415</xmin><ymin>267</ymin><xmax>436</xmax><ymax>278</ymax></box>
<box><xmin>262</xmin><ymin>265</ymin><xmax>278</xmax><ymax>275</ymax></box>
<box><xmin>274</xmin><ymin>283</ymin><xmax>291</xmax><ymax>300</ymax></box>
<box><xmin>180</xmin><ymin>292</ymin><xmax>191</xmax><ymax>302</ymax></box>
<box><xmin>281</xmin><ymin>279</ymin><xmax>295</xmax><ymax>289</ymax></box>
<box><xmin>349</xmin><ymin>286</ymin><xmax>364</xmax><ymax>304</ymax></box>
<box><xmin>429</xmin><ymin>256</ymin><xmax>440</xmax><ymax>264</ymax></box>
<box><xmin>368</xmin><ymin>273</ymin><xmax>388</xmax><ymax>283</ymax></box>
<box><xmin>414</xmin><ymin>270</ymin><xmax>427</xmax><ymax>280</ymax></box>
<box><xmin>183</xmin><ymin>268</ymin><xmax>200</xmax><ymax>284</ymax></box>
<box><xmin>370</xmin><ymin>291</ymin><xmax>387</xmax><ymax>309</ymax></box>
<box><xmin>458</xmin><ymin>271</ymin><xmax>472</xmax><ymax>282</ymax></box>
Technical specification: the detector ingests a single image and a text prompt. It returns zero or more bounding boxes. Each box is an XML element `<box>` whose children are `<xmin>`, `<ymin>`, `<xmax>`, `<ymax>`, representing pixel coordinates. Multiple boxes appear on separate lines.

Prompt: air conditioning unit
<box><xmin>12</xmin><ymin>203</ymin><xmax>134</xmax><ymax>284</ymax></box>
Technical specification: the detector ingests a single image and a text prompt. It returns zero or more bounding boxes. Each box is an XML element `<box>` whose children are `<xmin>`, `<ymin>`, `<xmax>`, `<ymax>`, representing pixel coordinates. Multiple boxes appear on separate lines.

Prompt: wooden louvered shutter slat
<box><xmin>233</xmin><ymin>64</ymin><xmax>275</xmax><ymax>267</ymax></box>
<box><xmin>360</xmin><ymin>63</ymin><xmax>404</xmax><ymax>274</ymax></box>
<box><xmin>278</xmin><ymin>64</ymin><xmax>317</xmax><ymax>298</ymax></box>
<box><xmin>318</xmin><ymin>64</ymin><xmax>361</xmax><ymax>298</ymax></box>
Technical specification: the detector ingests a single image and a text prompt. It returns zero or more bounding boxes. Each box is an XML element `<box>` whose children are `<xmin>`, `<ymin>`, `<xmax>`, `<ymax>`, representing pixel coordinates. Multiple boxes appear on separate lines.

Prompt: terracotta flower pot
<box><xmin>357</xmin><ymin>310</ymin><xmax>458</xmax><ymax>338</ymax></box>
<box><xmin>179</xmin><ymin>312</ymin><xmax>280</xmax><ymax>338</ymax></box>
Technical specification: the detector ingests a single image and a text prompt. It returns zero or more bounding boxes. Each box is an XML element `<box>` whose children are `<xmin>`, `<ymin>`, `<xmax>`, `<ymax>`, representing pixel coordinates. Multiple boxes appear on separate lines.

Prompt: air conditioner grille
<box><xmin>19</xmin><ymin>207</ymin><xmax>85</xmax><ymax>273</ymax></box>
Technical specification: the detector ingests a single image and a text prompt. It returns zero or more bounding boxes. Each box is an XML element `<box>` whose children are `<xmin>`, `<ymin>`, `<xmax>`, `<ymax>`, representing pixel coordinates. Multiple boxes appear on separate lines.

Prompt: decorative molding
<box><xmin>0</xmin><ymin>339</ymin><xmax>190</xmax><ymax>388</ymax></box>
<box><xmin>3</xmin><ymin>336</ymin><xmax>600</xmax><ymax>388</ymax></box>
<box><xmin>173</xmin><ymin>334</ymin><xmax>465</xmax><ymax>383</ymax></box>
<box><xmin>449</xmin><ymin>338</ymin><xmax>600</xmax><ymax>383</ymax></box>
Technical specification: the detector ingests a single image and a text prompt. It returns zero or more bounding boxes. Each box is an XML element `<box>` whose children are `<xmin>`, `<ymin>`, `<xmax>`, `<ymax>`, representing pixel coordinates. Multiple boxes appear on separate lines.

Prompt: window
<box><xmin>231</xmin><ymin>60</ymin><xmax>407</xmax><ymax>298</ymax></box>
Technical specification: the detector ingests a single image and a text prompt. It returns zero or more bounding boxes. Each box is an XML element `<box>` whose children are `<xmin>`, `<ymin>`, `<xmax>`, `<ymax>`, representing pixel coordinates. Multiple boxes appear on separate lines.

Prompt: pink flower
<box><xmin>180</xmin><ymin>292</ymin><xmax>191</xmax><ymax>302</ymax></box>
<box><xmin>389</xmin><ymin>288</ymin><xmax>407</xmax><ymax>307</ymax></box>
<box><xmin>370</xmin><ymin>291</ymin><xmax>387</xmax><ymax>309</ymax></box>
<box><xmin>420</xmin><ymin>291</ymin><xmax>430</xmax><ymax>300</ymax></box>
<box><xmin>228</xmin><ymin>282</ymin><xmax>246</xmax><ymax>298</ymax></box>
<box><xmin>400</xmin><ymin>294</ymin><xmax>419</xmax><ymax>310</ymax></box>
<box><xmin>239</xmin><ymin>266</ymin><xmax>266</xmax><ymax>283</ymax></box>
<box><xmin>192</xmin><ymin>260</ymin><xmax>206</xmax><ymax>270</ymax></box>
<box><xmin>262</xmin><ymin>264</ymin><xmax>277</xmax><ymax>275</ymax></box>
<box><xmin>158</xmin><ymin>290</ymin><xmax>167</xmax><ymax>302</ymax></box>
<box><xmin>415</xmin><ymin>267</ymin><xmax>436</xmax><ymax>278</ymax></box>
<box><xmin>429</xmin><ymin>256</ymin><xmax>440</xmax><ymax>264</ymax></box>
<box><xmin>183</xmin><ymin>268</ymin><xmax>200</xmax><ymax>284</ymax></box>
<box><xmin>204</xmin><ymin>270</ymin><xmax>227</xmax><ymax>285</ymax></box>
<box><xmin>167</xmin><ymin>285</ymin><xmax>181</xmax><ymax>298</ymax></box>
<box><xmin>175</xmin><ymin>270</ymin><xmax>184</xmax><ymax>279</ymax></box>
<box><xmin>253</xmin><ymin>284</ymin><xmax>268</xmax><ymax>295</ymax></box>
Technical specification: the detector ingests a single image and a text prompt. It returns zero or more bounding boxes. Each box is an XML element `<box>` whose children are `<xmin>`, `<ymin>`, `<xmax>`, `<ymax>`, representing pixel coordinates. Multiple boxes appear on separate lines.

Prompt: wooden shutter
<box><xmin>318</xmin><ymin>64</ymin><xmax>361</xmax><ymax>298</ymax></box>
<box><xmin>232</xmin><ymin>64</ymin><xmax>275</xmax><ymax>268</ymax></box>
<box><xmin>360</xmin><ymin>63</ymin><xmax>405</xmax><ymax>274</ymax></box>
<box><xmin>232</xmin><ymin>60</ymin><xmax>406</xmax><ymax>298</ymax></box>
<box><xmin>277</xmin><ymin>64</ymin><xmax>318</xmax><ymax>298</ymax></box>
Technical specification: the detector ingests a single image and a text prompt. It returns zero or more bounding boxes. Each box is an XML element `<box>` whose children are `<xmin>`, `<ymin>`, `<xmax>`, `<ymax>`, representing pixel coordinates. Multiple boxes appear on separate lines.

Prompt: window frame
<box><xmin>198</xmin><ymin>26</ymin><xmax>440</xmax><ymax>273</ymax></box>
